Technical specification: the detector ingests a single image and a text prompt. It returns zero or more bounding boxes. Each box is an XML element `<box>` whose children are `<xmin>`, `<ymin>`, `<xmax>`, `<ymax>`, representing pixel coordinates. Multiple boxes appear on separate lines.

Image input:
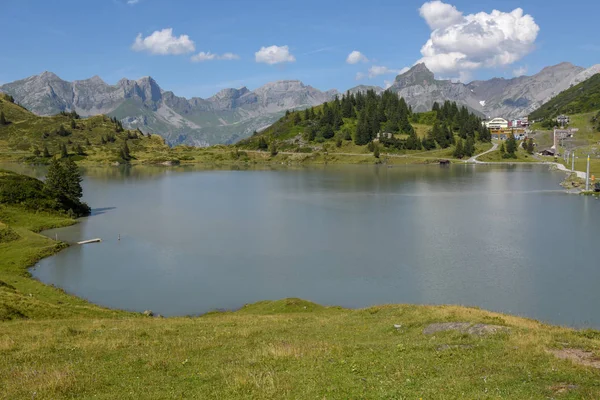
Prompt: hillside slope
<box><xmin>529</xmin><ymin>73</ymin><xmax>600</xmax><ymax>121</ymax></box>
<box><xmin>0</xmin><ymin>94</ymin><xmax>171</xmax><ymax>164</ymax></box>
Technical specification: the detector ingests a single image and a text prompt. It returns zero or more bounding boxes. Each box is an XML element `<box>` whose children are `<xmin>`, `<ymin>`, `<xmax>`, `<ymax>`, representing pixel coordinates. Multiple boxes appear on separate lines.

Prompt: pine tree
<box><xmin>76</xmin><ymin>145</ymin><xmax>85</xmax><ymax>155</ymax></box>
<box><xmin>257</xmin><ymin>137</ymin><xmax>268</xmax><ymax>150</ymax></box>
<box><xmin>57</xmin><ymin>124</ymin><xmax>70</xmax><ymax>137</ymax></box>
<box><xmin>43</xmin><ymin>145</ymin><xmax>51</xmax><ymax>158</ymax></box>
<box><xmin>526</xmin><ymin>138</ymin><xmax>534</xmax><ymax>154</ymax></box>
<box><xmin>293</xmin><ymin>112</ymin><xmax>301</xmax><ymax>125</ymax></box>
<box><xmin>0</xmin><ymin>111</ymin><xmax>7</xmax><ymax>125</ymax></box>
<box><xmin>60</xmin><ymin>143</ymin><xmax>68</xmax><ymax>158</ymax></box>
<box><xmin>70</xmin><ymin>119</ymin><xmax>76</xmax><ymax>129</ymax></box>
<box><xmin>453</xmin><ymin>138</ymin><xmax>465</xmax><ymax>159</ymax></box>
<box><xmin>45</xmin><ymin>158</ymin><xmax>84</xmax><ymax>203</ymax></box>
<box><xmin>505</xmin><ymin>134</ymin><xmax>517</xmax><ymax>157</ymax></box>
<box><xmin>122</xmin><ymin>141</ymin><xmax>131</xmax><ymax>160</ymax></box>
<box><xmin>373</xmin><ymin>143</ymin><xmax>380</xmax><ymax>158</ymax></box>
<box><xmin>269</xmin><ymin>141</ymin><xmax>278</xmax><ymax>157</ymax></box>
<box><xmin>500</xmin><ymin>142</ymin><xmax>506</xmax><ymax>154</ymax></box>
<box><xmin>355</xmin><ymin>110</ymin><xmax>370</xmax><ymax>145</ymax></box>
<box><xmin>32</xmin><ymin>147</ymin><xmax>41</xmax><ymax>157</ymax></box>
<box><xmin>465</xmin><ymin>136</ymin><xmax>475</xmax><ymax>157</ymax></box>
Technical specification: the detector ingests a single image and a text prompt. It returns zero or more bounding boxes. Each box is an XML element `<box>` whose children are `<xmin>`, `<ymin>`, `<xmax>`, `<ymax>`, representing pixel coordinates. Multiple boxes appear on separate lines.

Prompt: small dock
<box><xmin>77</xmin><ymin>238</ymin><xmax>102</xmax><ymax>245</ymax></box>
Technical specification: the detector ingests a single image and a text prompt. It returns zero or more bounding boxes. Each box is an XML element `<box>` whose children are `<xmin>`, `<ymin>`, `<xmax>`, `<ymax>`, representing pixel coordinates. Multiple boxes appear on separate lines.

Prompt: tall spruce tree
<box><xmin>60</xmin><ymin>143</ymin><xmax>68</xmax><ymax>158</ymax></box>
<box><xmin>453</xmin><ymin>139</ymin><xmax>465</xmax><ymax>159</ymax></box>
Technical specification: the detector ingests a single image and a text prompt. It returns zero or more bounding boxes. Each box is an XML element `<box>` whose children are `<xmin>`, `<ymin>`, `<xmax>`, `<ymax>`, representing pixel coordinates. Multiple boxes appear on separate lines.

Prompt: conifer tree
<box><xmin>465</xmin><ymin>136</ymin><xmax>475</xmax><ymax>157</ymax></box>
<box><xmin>257</xmin><ymin>137</ymin><xmax>268</xmax><ymax>150</ymax></box>
<box><xmin>354</xmin><ymin>110</ymin><xmax>370</xmax><ymax>145</ymax></box>
<box><xmin>60</xmin><ymin>143</ymin><xmax>68</xmax><ymax>158</ymax></box>
<box><xmin>269</xmin><ymin>141</ymin><xmax>278</xmax><ymax>157</ymax></box>
<box><xmin>453</xmin><ymin>138</ymin><xmax>465</xmax><ymax>159</ymax></box>
<box><xmin>526</xmin><ymin>138</ymin><xmax>535</xmax><ymax>154</ymax></box>
<box><xmin>43</xmin><ymin>145</ymin><xmax>51</xmax><ymax>158</ymax></box>
<box><xmin>0</xmin><ymin>111</ymin><xmax>7</xmax><ymax>125</ymax></box>
<box><xmin>373</xmin><ymin>143</ymin><xmax>380</xmax><ymax>158</ymax></box>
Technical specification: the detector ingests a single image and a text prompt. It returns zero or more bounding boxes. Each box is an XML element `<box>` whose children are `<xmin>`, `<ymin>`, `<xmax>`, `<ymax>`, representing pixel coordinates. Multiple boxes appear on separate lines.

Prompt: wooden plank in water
<box><xmin>77</xmin><ymin>239</ymin><xmax>102</xmax><ymax>245</ymax></box>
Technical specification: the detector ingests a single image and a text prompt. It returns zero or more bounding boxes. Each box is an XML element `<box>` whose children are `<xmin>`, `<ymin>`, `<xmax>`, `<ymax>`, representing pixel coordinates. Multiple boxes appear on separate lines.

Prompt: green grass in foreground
<box><xmin>2</xmin><ymin>300</ymin><xmax>600</xmax><ymax>399</ymax></box>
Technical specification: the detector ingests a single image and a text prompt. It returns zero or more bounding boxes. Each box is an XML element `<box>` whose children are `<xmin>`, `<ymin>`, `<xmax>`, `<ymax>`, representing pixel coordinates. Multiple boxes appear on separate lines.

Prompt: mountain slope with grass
<box><xmin>0</xmin><ymin>93</ymin><xmax>172</xmax><ymax>164</ymax></box>
<box><xmin>530</xmin><ymin>73</ymin><xmax>600</xmax><ymax>123</ymax></box>
<box><xmin>238</xmin><ymin>90</ymin><xmax>492</xmax><ymax>162</ymax></box>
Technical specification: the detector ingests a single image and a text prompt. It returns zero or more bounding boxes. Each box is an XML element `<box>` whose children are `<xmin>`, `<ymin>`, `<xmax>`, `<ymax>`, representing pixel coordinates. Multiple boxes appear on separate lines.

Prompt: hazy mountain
<box><xmin>0</xmin><ymin>74</ymin><xmax>338</xmax><ymax>146</ymax></box>
<box><xmin>387</xmin><ymin>62</ymin><xmax>600</xmax><ymax>119</ymax></box>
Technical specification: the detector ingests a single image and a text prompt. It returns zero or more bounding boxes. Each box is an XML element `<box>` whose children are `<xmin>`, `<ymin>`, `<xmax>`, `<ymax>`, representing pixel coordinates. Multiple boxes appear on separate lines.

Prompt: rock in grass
<box><xmin>423</xmin><ymin>322</ymin><xmax>509</xmax><ymax>336</ymax></box>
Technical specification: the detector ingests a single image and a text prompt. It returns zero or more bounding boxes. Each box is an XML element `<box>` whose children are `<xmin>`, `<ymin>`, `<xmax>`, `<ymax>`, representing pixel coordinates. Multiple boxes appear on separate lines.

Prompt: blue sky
<box><xmin>1</xmin><ymin>0</ymin><xmax>599</xmax><ymax>98</ymax></box>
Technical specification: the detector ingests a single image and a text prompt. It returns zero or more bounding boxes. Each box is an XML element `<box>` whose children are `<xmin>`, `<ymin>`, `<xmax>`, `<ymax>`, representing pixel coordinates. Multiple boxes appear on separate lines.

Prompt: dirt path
<box><xmin>467</xmin><ymin>142</ymin><xmax>499</xmax><ymax>164</ymax></box>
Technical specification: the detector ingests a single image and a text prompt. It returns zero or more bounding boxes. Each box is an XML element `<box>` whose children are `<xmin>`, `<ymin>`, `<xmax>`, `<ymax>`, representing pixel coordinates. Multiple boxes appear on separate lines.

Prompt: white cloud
<box><xmin>132</xmin><ymin>28</ymin><xmax>195</xmax><ymax>55</ymax></box>
<box><xmin>419</xmin><ymin>1</ymin><xmax>463</xmax><ymax>30</ymax></box>
<box><xmin>384</xmin><ymin>80</ymin><xmax>394</xmax><ymax>89</ymax></box>
<box><xmin>191</xmin><ymin>52</ymin><xmax>240</xmax><ymax>62</ymax></box>
<box><xmin>346</xmin><ymin>50</ymin><xmax>368</xmax><ymax>64</ymax></box>
<box><xmin>355</xmin><ymin>72</ymin><xmax>366</xmax><ymax>81</ymax></box>
<box><xmin>417</xmin><ymin>2</ymin><xmax>539</xmax><ymax>78</ymax></box>
<box><xmin>220</xmin><ymin>52</ymin><xmax>240</xmax><ymax>60</ymax></box>
<box><xmin>255</xmin><ymin>45</ymin><xmax>296</xmax><ymax>64</ymax></box>
<box><xmin>513</xmin><ymin>66</ymin><xmax>528</xmax><ymax>77</ymax></box>
<box><xmin>127</xmin><ymin>0</ymin><xmax>140</xmax><ymax>4</ymax></box>
<box><xmin>368</xmin><ymin>66</ymin><xmax>409</xmax><ymax>78</ymax></box>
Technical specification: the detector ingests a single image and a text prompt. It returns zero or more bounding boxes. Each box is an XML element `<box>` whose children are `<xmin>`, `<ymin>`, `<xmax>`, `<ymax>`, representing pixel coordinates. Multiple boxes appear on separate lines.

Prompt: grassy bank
<box><xmin>0</xmin><ymin>205</ymin><xmax>129</xmax><ymax>320</ymax></box>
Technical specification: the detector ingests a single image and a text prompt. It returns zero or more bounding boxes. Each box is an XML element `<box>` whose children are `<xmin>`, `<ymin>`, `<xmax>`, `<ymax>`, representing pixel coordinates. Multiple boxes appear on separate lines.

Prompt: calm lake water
<box><xmin>6</xmin><ymin>163</ymin><xmax>600</xmax><ymax>327</ymax></box>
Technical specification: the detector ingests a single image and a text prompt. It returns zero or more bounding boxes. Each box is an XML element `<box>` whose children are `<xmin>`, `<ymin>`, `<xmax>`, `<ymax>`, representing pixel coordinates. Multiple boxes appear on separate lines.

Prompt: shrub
<box><xmin>0</xmin><ymin>226</ymin><xmax>20</xmax><ymax>243</ymax></box>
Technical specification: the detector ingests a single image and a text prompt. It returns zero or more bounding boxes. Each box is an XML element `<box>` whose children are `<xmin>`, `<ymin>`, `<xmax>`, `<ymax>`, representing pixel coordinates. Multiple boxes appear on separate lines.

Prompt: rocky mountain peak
<box><xmin>394</xmin><ymin>63</ymin><xmax>435</xmax><ymax>87</ymax></box>
<box><xmin>75</xmin><ymin>75</ymin><xmax>105</xmax><ymax>85</ymax></box>
<box><xmin>212</xmin><ymin>87</ymin><xmax>250</xmax><ymax>100</ymax></box>
<box><xmin>38</xmin><ymin>71</ymin><xmax>60</xmax><ymax>81</ymax></box>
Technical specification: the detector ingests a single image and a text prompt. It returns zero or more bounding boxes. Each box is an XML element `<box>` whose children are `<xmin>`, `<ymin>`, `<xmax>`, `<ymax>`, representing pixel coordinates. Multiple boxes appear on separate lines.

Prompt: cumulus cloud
<box><xmin>368</xmin><ymin>66</ymin><xmax>409</xmax><ymax>78</ymax></box>
<box><xmin>513</xmin><ymin>66</ymin><xmax>528</xmax><ymax>77</ymax></box>
<box><xmin>191</xmin><ymin>52</ymin><xmax>240</xmax><ymax>62</ymax></box>
<box><xmin>419</xmin><ymin>1</ymin><xmax>463</xmax><ymax>30</ymax></box>
<box><xmin>417</xmin><ymin>1</ymin><xmax>539</xmax><ymax>78</ymax></box>
<box><xmin>132</xmin><ymin>28</ymin><xmax>195</xmax><ymax>55</ymax></box>
<box><xmin>346</xmin><ymin>51</ymin><xmax>369</xmax><ymax>64</ymax></box>
<box><xmin>255</xmin><ymin>45</ymin><xmax>296</xmax><ymax>64</ymax></box>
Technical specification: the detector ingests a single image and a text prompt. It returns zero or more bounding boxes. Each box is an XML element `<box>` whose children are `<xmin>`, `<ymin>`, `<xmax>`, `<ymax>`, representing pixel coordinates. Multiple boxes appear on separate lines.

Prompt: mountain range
<box><xmin>0</xmin><ymin>74</ymin><xmax>337</xmax><ymax>146</ymax></box>
<box><xmin>1</xmin><ymin>62</ymin><xmax>598</xmax><ymax>145</ymax></box>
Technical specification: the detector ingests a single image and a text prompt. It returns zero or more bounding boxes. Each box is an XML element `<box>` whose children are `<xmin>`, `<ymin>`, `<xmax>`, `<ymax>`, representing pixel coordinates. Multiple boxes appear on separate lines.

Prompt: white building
<box><xmin>485</xmin><ymin>118</ymin><xmax>509</xmax><ymax>130</ymax></box>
